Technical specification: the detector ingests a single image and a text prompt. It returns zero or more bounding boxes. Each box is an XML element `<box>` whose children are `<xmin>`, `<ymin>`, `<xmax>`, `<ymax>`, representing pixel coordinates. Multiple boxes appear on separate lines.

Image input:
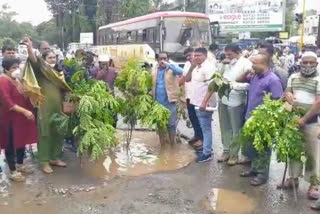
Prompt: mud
<box><xmin>83</xmin><ymin>130</ymin><xmax>196</xmax><ymax>179</ymax></box>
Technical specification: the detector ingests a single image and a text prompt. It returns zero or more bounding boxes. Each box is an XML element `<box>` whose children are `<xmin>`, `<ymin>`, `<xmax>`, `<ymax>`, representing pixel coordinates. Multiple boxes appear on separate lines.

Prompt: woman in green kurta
<box><xmin>24</xmin><ymin>37</ymin><xmax>71</xmax><ymax>174</ymax></box>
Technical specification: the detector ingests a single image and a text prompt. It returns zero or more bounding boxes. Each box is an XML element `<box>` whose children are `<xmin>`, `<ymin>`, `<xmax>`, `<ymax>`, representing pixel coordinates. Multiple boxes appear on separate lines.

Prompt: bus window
<box><xmin>112</xmin><ymin>33</ymin><xmax>117</xmax><ymax>44</ymax></box>
<box><xmin>147</xmin><ymin>28</ymin><xmax>155</xmax><ymax>43</ymax></box>
<box><xmin>131</xmin><ymin>31</ymin><xmax>137</xmax><ymax>42</ymax></box>
<box><xmin>143</xmin><ymin>29</ymin><xmax>147</xmax><ymax>42</ymax></box>
<box><xmin>127</xmin><ymin>32</ymin><xmax>132</xmax><ymax>41</ymax></box>
<box><xmin>120</xmin><ymin>32</ymin><xmax>127</xmax><ymax>43</ymax></box>
<box><xmin>137</xmin><ymin>30</ymin><xmax>143</xmax><ymax>43</ymax></box>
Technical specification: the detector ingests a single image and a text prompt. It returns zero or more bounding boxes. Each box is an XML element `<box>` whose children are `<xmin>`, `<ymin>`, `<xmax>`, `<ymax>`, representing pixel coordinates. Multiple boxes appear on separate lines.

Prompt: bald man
<box><xmin>237</xmin><ymin>53</ymin><xmax>283</xmax><ymax>186</ymax></box>
<box><xmin>39</xmin><ymin>41</ymin><xmax>50</xmax><ymax>54</ymax></box>
<box><xmin>281</xmin><ymin>52</ymin><xmax>320</xmax><ymax>203</ymax></box>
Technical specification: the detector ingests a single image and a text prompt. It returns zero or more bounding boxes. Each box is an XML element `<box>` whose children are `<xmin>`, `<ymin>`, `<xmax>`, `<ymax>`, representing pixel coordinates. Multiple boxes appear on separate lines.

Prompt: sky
<box><xmin>0</xmin><ymin>0</ymin><xmax>319</xmax><ymax>26</ymax></box>
<box><xmin>1</xmin><ymin>0</ymin><xmax>52</xmax><ymax>25</ymax></box>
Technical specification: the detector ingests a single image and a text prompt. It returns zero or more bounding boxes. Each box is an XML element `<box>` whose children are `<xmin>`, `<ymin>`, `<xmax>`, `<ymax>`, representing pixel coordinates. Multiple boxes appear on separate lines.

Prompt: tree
<box><xmin>119</xmin><ymin>0</ymin><xmax>151</xmax><ymax>19</ymax></box>
<box><xmin>285</xmin><ymin>0</ymin><xmax>299</xmax><ymax>37</ymax></box>
<box><xmin>0</xmin><ymin>3</ymin><xmax>38</xmax><ymax>46</ymax></box>
<box><xmin>0</xmin><ymin>37</ymin><xmax>16</xmax><ymax>47</ymax></box>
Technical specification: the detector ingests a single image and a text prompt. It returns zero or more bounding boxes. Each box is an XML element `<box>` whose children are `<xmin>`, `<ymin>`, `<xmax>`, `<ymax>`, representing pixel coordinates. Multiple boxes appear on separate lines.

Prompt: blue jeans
<box><xmin>187</xmin><ymin>99</ymin><xmax>203</xmax><ymax>140</ymax></box>
<box><xmin>196</xmin><ymin>109</ymin><xmax>213</xmax><ymax>155</ymax></box>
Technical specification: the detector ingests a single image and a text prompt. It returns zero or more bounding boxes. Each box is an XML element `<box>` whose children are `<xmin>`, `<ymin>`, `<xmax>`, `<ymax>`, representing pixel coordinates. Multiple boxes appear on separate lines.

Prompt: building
<box><xmin>304</xmin><ymin>15</ymin><xmax>319</xmax><ymax>37</ymax></box>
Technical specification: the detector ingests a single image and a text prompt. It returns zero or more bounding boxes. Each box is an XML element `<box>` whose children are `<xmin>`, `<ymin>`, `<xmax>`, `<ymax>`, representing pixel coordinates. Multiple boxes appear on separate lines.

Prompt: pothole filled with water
<box><xmin>83</xmin><ymin>130</ymin><xmax>196</xmax><ymax>179</ymax></box>
<box><xmin>204</xmin><ymin>188</ymin><xmax>255</xmax><ymax>214</ymax></box>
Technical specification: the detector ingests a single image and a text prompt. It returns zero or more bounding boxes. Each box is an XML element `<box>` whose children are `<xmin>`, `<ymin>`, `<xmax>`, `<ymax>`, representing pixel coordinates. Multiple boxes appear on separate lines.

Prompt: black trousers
<box><xmin>4</xmin><ymin>123</ymin><xmax>25</xmax><ymax>172</ymax></box>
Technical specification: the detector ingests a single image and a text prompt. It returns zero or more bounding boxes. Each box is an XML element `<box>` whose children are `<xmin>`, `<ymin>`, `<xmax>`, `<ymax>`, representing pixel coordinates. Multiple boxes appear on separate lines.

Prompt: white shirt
<box><xmin>190</xmin><ymin>59</ymin><xmax>216</xmax><ymax>107</ymax></box>
<box><xmin>220</xmin><ymin>57</ymin><xmax>252</xmax><ymax>107</ymax></box>
<box><xmin>183</xmin><ymin>61</ymin><xmax>192</xmax><ymax>99</ymax></box>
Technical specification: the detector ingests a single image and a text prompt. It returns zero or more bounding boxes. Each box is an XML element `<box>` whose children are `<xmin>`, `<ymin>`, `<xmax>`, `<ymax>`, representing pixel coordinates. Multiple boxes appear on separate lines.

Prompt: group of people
<box><xmin>0</xmin><ymin>37</ymin><xmax>118</xmax><ymax>182</ymax></box>
<box><xmin>2</xmin><ymin>35</ymin><xmax>320</xmax><ymax>210</ymax></box>
<box><xmin>152</xmin><ymin>42</ymin><xmax>320</xmax><ymax>210</ymax></box>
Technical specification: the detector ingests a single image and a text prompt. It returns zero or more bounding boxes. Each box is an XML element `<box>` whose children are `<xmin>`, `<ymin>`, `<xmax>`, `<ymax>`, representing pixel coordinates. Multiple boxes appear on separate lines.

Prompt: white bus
<box><xmin>97</xmin><ymin>11</ymin><xmax>212</xmax><ymax>67</ymax></box>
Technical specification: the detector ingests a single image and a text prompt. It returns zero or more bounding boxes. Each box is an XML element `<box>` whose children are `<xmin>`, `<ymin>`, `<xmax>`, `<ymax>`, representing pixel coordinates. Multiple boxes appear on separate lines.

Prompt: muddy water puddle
<box><xmin>205</xmin><ymin>188</ymin><xmax>255</xmax><ymax>214</ymax></box>
<box><xmin>84</xmin><ymin>130</ymin><xmax>196</xmax><ymax>179</ymax></box>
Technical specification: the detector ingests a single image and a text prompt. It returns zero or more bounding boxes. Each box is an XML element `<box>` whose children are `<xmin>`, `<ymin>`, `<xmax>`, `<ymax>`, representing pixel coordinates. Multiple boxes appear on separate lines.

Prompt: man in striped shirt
<box><xmin>279</xmin><ymin>52</ymin><xmax>320</xmax><ymax>203</ymax></box>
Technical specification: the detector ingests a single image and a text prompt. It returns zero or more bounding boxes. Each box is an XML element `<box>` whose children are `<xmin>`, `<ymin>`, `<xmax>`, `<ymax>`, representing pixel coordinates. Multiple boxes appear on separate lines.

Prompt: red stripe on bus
<box><xmin>99</xmin><ymin>11</ymin><xmax>209</xmax><ymax>30</ymax></box>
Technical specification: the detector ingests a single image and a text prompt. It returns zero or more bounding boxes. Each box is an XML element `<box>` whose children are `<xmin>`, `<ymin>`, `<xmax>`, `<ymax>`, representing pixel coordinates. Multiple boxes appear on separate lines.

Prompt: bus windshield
<box><xmin>163</xmin><ymin>17</ymin><xmax>211</xmax><ymax>53</ymax></box>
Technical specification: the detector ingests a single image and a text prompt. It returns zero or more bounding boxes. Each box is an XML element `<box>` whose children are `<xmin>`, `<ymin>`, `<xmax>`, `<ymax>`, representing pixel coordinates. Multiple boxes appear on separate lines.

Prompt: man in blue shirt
<box><xmin>152</xmin><ymin>52</ymin><xmax>184</xmax><ymax>144</ymax></box>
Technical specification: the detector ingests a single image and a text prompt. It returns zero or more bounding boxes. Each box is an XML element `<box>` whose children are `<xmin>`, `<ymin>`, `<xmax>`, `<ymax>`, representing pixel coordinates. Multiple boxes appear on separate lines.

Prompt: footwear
<box><xmin>192</xmin><ymin>140</ymin><xmax>203</xmax><ymax>148</ymax></box>
<box><xmin>237</xmin><ymin>156</ymin><xmax>251</xmax><ymax>164</ymax></box>
<box><xmin>240</xmin><ymin>170</ymin><xmax>257</xmax><ymax>177</ymax></box>
<box><xmin>276</xmin><ymin>178</ymin><xmax>299</xmax><ymax>190</ymax></box>
<box><xmin>195</xmin><ymin>147</ymin><xmax>203</xmax><ymax>154</ymax></box>
<box><xmin>188</xmin><ymin>136</ymin><xmax>200</xmax><ymax>145</ymax></box>
<box><xmin>42</xmin><ymin>164</ymin><xmax>53</xmax><ymax>174</ymax></box>
<box><xmin>311</xmin><ymin>199</ymin><xmax>320</xmax><ymax>210</ymax></box>
<box><xmin>196</xmin><ymin>154</ymin><xmax>212</xmax><ymax>163</ymax></box>
<box><xmin>250</xmin><ymin>175</ymin><xmax>267</xmax><ymax>186</ymax></box>
<box><xmin>217</xmin><ymin>153</ymin><xmax>229</xmax><ymax>163</ymax></box>
<box><xmin>50</xmin><ymin>160</ymin><xmax>67</xmax><ymax>167</ymax></box>
<box><xmin>0</xmin><ymin>166</ymin><xmax>2</xmax><ymax>173</ymax></box>
<box><xmin>308</xmin><ymin>185</ymin><xmax>319</xmax><ymax>200</ymax></box>
<box><xmin>16</xmin><ymin>164</ymin><xmax>33</xmax><ymax>174</ymax></box>
<box><xmin>9</xmin><ymin>171</ymin><xmax>25</xmax><ymax>182</ymax></box>
<box><xmin>227</xmin><ymin>156</ymin><xmax>238</xmax><ymax>166</ymax></box>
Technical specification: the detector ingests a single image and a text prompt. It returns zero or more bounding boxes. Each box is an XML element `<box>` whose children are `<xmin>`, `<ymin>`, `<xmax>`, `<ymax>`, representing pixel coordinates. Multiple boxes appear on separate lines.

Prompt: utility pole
<box><xmin>299</xmin><ymin>0</ymin><xmax>306</xmax><ymax>50</ymax></box>
<box><xmin>317</xmin><ymin>14</ymin><xmax>320</xmax><ymax>48</ymax></box>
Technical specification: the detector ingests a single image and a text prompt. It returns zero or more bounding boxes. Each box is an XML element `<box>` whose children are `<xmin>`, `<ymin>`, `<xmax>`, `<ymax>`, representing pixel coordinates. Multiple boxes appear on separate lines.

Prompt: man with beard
<box><xmin>278</xmin><ymin>52</ymin><xmax>320</xmax><ymax>203</ymax></box>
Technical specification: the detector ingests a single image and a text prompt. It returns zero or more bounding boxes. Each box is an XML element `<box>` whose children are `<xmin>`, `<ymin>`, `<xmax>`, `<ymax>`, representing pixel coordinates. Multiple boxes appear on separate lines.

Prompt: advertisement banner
<box><xmin>207</xmin><ymin>0</ymin><xmax>285</xmax><ymax>32</ymax></box>
<box><xmin>80</xmin><ymin>32</ymin><xmax>94</xmax><ymax>44</ymax></box>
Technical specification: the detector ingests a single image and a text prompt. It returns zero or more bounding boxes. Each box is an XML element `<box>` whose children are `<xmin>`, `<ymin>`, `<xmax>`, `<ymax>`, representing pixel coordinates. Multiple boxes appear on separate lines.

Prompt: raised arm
<box><xmin>168</xmin><ymin>64</ymin><xmax>184</xmax><ymax>76</ymax></box>
<box><xmin>24</xmin><ymin>36</ymin><xmax>37</xmax><ymax>63</ymax></box>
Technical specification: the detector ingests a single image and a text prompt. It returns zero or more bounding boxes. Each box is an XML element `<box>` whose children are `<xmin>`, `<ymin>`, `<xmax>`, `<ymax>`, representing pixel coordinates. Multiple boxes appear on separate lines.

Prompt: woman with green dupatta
<box><xmin>24</xmin><ymin>36</ymin><xmax>71</xmax><ymax>174</ymax></box>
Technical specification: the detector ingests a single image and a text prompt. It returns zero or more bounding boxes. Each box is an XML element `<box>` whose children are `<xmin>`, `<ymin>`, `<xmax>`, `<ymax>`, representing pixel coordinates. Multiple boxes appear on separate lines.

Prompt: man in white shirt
<box><xmin>182</xmin><ymin>48</ymin><xmax>203</xmax><ymax>146</ymax></box>
<box><xmin>185</xmin><ymin>48</ymin><xmax>216</xmax><ymax>163</ymax></box>
<box><xmin>217</xmin><ymin>44</ymin><xmax>252</xmax><ymax>165</ymax></box>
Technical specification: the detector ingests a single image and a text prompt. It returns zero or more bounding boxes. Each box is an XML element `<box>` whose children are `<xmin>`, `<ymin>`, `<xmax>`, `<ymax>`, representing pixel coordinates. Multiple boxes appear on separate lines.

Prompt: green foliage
<box><xmin>0</xmin><ymin>4</ymin><xmax>39</xmax><ymax>45</ymax></box>
<box><xmin>238</xmin><ymin>94</ymin><xmax>305</xmax><ymax>163</ymax></box>
<box><xmin>119</xmin><ymin>0</ymin><xmax>151</xmax><ymax>19</ymax></box>
<box><xmin>51</xmin><ymin>58</ymin><xmax>119</xmax><ymax>160</ymax></box>
<box><xmin>207</xmin><ymin>73</ymin><xmax>231</xmax><ymax>99</ymax></box>
<box><xmin>115</xmin><ymin>59</ymin><xmax>170</xmax><ymax>144</ymax></box>
<box><xmin>0</xmin><ymin>37</ymin><xmax>16</xmax><ymax>47</ymax></box>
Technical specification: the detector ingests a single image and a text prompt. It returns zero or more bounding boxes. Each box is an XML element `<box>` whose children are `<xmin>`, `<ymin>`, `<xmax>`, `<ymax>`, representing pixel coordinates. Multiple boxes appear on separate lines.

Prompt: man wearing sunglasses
<box><xmin>151</xmin><ymin>52</ymin><xmax>184</xmax><ymax>145</ymax></box>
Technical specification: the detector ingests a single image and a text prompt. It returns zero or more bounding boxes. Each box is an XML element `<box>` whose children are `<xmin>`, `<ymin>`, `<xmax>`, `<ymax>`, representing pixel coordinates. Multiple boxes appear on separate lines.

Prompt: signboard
<box><xmin>206</xmin><ymin>0</ymin><xmax>286</xmax><ymax>32</ymax></box>
<box><xmin>238</xmin><ymin>32</ymin><xmax>251</xmax><ymax>39</ymax></box>
<box><xmin>279</xmin><ymin>31</ymin><xmax>289</xmax><ymax>39</ymax></box>
<box><xmin>80</xmin><ymin>32</ymin><xmax>94</xmax><ymax>44</ymax></box>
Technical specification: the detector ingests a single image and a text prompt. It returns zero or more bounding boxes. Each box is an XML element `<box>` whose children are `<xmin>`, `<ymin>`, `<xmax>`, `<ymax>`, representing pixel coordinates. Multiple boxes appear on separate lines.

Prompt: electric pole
<box><xmin>317</xmin><ymin>14</ymin><xmax>320</xmax><ymax>48</ymax></box>
<box><xmin>299</xmin><ymin>0</ymin><xmax>306</xmax><ymax>50</ymax></box>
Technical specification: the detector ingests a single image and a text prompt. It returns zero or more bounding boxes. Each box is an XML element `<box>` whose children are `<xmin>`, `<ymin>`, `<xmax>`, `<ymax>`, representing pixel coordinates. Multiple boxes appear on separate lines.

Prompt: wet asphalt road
<box><xmin>0</xmin><ymin>112</ymin><xmax>318</xmax><ymax>214</ymax></box>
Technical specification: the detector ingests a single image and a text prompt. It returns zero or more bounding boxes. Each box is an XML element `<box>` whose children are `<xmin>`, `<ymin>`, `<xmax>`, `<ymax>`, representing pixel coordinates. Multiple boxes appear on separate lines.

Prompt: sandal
<box><xmin>237</xmin><ymin>156</ymin><xmax>251</xmax><ymax>165</ymax></box>
<box><xmin>9</xmin><ymin>171</ymin><xmax>25</xmax><ymax>182</ymax></box>
<box><xmin>308</xmin><ymin>185</ymin><xmax>319</xmax><ymax>200</ymax></box>
<box><xmin>192</xmin><ymin>141</ymin><xmax>203</xmax><ymax>148</ymax></box>
<box><xmin>188</xmin><ymin>137</ymin><xmax>200</xmax><ymax>145</ymax></box>
<box><xmin>276</xmin><ymin>178</ymin><xmax>299</xmax><ymax>190</ymax></box>
<box><xmin>250</xmin><ymin>175</ymin><xmax>267</xmax><ymax>186</ymax></box>
<box><xmin>16</xmin><ymin>164</ymin><xmax>33</xmax><ymax>174</ymax></box>
<box><xmin>42</xmin><ymin>164</ymin><xmax>53</xmax><ymax>174</ymax></box>
<box><xmin>227</xmin><ymin>156</ymin><xmax>238</xmax><ymax>166</ymax></box>
<box><xmin>217</xmin><ymin>153</ymin><xmax>229</xmax><ymax>162</ymax></box>
<box><xmin>50</xmin><ymin>160</ymin><xmax>67</xmax><ymax>167</ymax></box>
